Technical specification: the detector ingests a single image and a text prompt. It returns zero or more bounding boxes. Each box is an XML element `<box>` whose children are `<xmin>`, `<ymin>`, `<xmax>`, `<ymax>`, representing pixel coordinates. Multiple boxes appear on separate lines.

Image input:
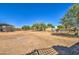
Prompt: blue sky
<box><xmin>0</xmin><ymin>3</ymin><xmax>73</xmax><ymax>27</ymax></box>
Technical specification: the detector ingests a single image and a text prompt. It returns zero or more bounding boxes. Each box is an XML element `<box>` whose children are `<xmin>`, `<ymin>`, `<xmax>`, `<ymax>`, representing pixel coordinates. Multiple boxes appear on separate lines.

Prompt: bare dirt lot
<box><xmin>0</xmin><ymin>31</ymin><xmax>79</xmax><ymax>55</ymax></box>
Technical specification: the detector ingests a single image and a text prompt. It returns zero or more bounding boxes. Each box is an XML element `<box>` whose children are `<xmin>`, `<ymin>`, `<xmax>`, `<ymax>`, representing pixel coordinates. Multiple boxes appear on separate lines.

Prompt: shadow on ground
<box><xmin>52</xmin><ymin>33</ymin><xmax>77</xmax><ymax>38</ymax></box>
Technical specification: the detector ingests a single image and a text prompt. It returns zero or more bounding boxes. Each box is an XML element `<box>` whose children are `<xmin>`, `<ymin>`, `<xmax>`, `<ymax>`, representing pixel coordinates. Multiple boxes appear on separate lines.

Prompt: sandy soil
<box><xmin>0</xmin><ymin>31</ymin><xmax>79</xmax><ymax>55</ymax></box>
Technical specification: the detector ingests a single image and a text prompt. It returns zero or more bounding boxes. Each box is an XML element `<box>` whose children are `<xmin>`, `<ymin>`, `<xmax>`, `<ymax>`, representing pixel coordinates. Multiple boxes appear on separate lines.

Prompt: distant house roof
<box><xmin>0</xmin><ymin>23</ymin><xmax>13</xmax><ymax>26</ymax></box>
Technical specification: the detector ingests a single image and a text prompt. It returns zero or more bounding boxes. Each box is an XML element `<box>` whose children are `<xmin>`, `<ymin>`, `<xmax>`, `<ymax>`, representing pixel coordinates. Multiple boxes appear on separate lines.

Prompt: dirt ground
<box><xmin>0</xmin><ymin>31</ymin><xmax>79</xmax><ymax>55</ymax></box>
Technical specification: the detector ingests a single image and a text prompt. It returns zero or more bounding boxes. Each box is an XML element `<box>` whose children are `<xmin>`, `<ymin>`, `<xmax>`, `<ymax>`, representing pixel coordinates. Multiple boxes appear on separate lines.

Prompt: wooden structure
<box><xmin>26</xmin><ymin>41</ymin><xmax>79</xmax><ymax>55</ymax></box>
<box><xmin>26</xmin><ymin>48</ymin><xmax>58</xmax><ymax>55</ymax></box>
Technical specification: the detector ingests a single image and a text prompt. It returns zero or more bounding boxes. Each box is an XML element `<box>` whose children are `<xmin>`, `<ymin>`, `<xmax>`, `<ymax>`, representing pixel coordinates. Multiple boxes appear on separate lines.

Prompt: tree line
<box><xmin>22</xmin><ymin>23</ymin><xmax>54</xmax><ymax>31</ymax></box>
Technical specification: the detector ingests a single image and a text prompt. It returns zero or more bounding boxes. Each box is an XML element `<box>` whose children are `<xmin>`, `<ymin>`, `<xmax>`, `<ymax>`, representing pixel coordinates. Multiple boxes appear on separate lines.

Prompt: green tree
<box><xmin>57</xmin><ymin>25</ymin><xmax>64</xmax><ymax>30</ymax></box>
<box><xmin>32</xmin><ymin>23</ymin><xmax>47</xmax><ymax>31</ymax></box>
<box><xmin>22</xmin><ymin>25</ymin><xmax>31</xmax><ymax>30</ymax></box>
<box><xmin>61</xmin><ymin>4</ymin><xmax>79</xmax><ymax>36</ymax></box>
<box><xmin>47</xmin><ymin>24</ymin><xmax>54</xmax><ymax>28</ymax></box>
